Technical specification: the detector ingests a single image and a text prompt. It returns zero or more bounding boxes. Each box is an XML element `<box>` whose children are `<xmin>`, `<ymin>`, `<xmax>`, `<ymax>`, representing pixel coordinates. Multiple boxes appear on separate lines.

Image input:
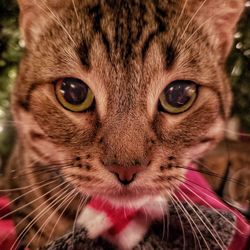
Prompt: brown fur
<box><xmin>4</xmin><ymin>0</ymin><xmax>244</xmax><ymax>248</ymax></box>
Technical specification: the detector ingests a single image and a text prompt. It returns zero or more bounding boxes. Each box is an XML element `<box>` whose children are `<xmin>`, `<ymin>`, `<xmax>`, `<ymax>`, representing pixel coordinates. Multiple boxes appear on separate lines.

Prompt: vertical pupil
<box><xmin>61</xmin><ymin>79</ymin><xmax>88</xmax><ymax>105</ymax></box>
<box><xmin>165</xmin><ymin>83</ymin><xmax>195</xmax><ymax>108</ymax></box>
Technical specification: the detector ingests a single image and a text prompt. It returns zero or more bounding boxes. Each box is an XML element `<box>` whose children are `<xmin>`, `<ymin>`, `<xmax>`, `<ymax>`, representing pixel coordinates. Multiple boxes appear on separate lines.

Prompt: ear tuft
<box><xmin>189</xmin><ymin>0</ymin><xmax>245</xmax><ymax>60</ymax></box>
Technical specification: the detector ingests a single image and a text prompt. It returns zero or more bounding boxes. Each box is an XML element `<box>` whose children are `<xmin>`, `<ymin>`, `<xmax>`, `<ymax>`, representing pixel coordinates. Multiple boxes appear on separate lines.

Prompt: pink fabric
<box><xmin>0</xmin><ymin>196</ymin><xmax>17</xmax><ymax>250</ymax></box>
<box><xmin>178</xmin><ymin>165</ymin><xmax>250</xmax><ymax>250</ymax></box>
<box><xmin>89</xmin><ymin>198</ymin><xmax>138</xmax><ymax>235</ymax></box>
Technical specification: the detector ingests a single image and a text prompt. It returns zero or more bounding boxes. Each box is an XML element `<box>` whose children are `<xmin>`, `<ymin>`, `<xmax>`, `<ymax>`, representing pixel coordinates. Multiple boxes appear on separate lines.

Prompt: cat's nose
<box><xmin>108</xmin><ymin>166</ymin><xmax>143</xmax><ymax>185</ymax></box>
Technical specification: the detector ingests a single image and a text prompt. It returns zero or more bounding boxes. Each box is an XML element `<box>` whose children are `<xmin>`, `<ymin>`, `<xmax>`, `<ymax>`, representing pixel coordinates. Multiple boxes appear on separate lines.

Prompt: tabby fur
<box><xmin>3</xmin><ymin>0</ymin><xmax>244</xmax><ymax>248</ymax></box>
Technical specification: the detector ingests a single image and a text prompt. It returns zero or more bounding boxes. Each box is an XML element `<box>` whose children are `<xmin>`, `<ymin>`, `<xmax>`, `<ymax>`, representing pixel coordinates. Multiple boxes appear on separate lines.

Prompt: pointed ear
<box><xmin>17</xmin><ymin>0</ymin><xmax>70</xmax><ymax>46</ymax></box>
<box><xmin>190</xmin><ymin>0</ymin><xmax>245</xmax><ymax>61</ymax></box>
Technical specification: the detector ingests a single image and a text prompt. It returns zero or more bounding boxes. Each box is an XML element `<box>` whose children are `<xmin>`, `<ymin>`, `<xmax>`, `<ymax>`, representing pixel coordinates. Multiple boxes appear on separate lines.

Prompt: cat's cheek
<box><xmin>28</xmin><ymin>87</ymin><xmax>97</xmax><ymax>146</ymax></box>
<box><xmin>183</xmin><ymin>118</ymin><xmax>225</xmax><ymax>163</ymax></box>
<box><xmin>12</xmin><ymin>108</ymin><xmax>69</xmax><ymax>162</ymax></box>
<box><xmin>12</xmin><ymin>106</ymin><xmax>46</xmax><ymax>145</ymax></box>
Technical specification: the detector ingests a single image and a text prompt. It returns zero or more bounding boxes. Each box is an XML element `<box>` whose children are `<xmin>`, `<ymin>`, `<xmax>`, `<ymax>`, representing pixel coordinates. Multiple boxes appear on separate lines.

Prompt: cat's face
<box><xmin>13</xmin><ymin>0</ymin><xmax>244</xmax><ymax>205</ymax></box>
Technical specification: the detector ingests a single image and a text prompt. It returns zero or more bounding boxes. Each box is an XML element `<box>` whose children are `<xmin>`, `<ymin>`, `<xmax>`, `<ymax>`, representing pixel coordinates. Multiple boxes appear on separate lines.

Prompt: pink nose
<box><xmin>109</xmin><ymin>166</ymin><xmax>143</xmax><ymax>185</ymax></box>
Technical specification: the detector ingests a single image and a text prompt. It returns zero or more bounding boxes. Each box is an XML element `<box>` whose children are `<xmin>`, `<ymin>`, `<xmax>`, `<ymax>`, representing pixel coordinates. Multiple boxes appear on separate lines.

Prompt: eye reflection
<box><xmin>159</xmin><ymin>80</ymin><xmax>198</xmax><ymax>114</ymax></box>
<box><xmin>55</xmin><ymin>78</ymin><xmax>94</xmax><ymax>112</ymax></box>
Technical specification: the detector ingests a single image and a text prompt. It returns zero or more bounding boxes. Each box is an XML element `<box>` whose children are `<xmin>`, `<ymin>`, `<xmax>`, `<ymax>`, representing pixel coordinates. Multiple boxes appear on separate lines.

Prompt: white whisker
<box><xmin>178</xmin><ymin>187</ymin><xmax>226</xmax><ymax>249</ymax></box>
<box><xmin>37</xmin><ymin>0</ymin><xmax>77</xmax><ymax>46</ymax></box>
<box><xmin>179</xmin><ymin>0</ymin><xmax>208</xmax><ymax>41</ymax></box>
<box><xmin>172</xmin><ymin>192</ymin><xmax>210</xmax><ymax>249</ymax></box>
<box><xmin>71</xmin><ymin>0</ymin><xmax>80</xmax><ymax>22</ymax></box>
<box><xmin>181</xmin><ymin>12</ymin><xmax>219</xmax><ymax>50</ymax></box>
<box><xmin>0</xmin><ymin>178</ymin><xmax>71</xmax><ymax>221</ymax></box>
<box><xmin>9</xmin><ymin>182</ymin><xmax>72</xmax><ymax>249</ymax></box>
<box><xmin>180</xmin><ymin>180</ymin><xmax>245</xmax><ymax>234</ymax></box>
<box><xmin>28</xmin><ymin>189</ymin><xmax>78</xmax><ymax>248</ymax></box>
<box><xmin>169</xmin><ymin>193</ymin><xmax>200</xmax><ymax>250</ymax></box>
<box><xmin>169</xmin><ymin>196</ymin><xmax>186</xmax><ymax>250</ymax></box>
<box><xmin>176</xmin><ymin>0</ymin><xmax>189</xmax><ymax>27</ymax></box>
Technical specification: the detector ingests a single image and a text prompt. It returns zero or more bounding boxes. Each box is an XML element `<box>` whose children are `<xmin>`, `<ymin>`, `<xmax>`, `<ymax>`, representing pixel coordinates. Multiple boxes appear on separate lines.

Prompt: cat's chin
<box><xmin>103</xmin><ymin>195</ymin><xmax>152</xmax><ymax>209</ymax></box>
<box><xmin>95</xmin><ymin>193</ymin><xmax>167</xmax><ymax>210</ymax></box>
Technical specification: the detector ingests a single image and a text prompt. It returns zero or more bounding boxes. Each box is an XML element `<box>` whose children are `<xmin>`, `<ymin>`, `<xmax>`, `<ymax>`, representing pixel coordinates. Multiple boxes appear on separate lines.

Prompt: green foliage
<box><xmin>227</xmin><ymin>7</ymin><xmax>250</xmax><ymax>131</ymax></box>
<box><xmin>0</xmin><ymin>0</ymin><xmax>21</xmax><ymax>165</ymax></box>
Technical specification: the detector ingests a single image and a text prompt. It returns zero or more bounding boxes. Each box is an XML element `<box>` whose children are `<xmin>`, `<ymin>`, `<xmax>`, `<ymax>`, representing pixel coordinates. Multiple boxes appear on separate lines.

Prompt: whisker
<box><xmin>168</xmin><ymin>196</ymin><xmax>186</xmax><ymax>250</ymax></box>
<box><xmin>11</xmin><ymin>182</ymin><xmax>74</xmax><ymax>250</ymax></box>
<box><xmin>141</xmin><ymin>206</ymin><xmax>148</xmax><ymax>223</ymax></box>
<box><xmin>165</xmin><ymin>197</ymin><xmax>170</xmax><ymax>243</ymax></box>
<box><xmin>0</xmin><ymin>176</ymin><xmax>72</xmax><ymax>221</ymax></box>
<box><xmin>178</xmin><ymin>188</ymin><xmax>226</xmax><ymax>249</ymax></box>
<box><xmin>179</xmin><ymin>0</ymin><xmax>208</xmax><ymax>41</ymax></box>
<box><xmin>178</xmin><ymin>175</ymin><xmax>237</xmax><ymax>214</ymax></box>
<box><xmin>27</xmin><ymin>189</ymin><xmax>78</xmax><ymax>248</ymax></box>
<box><xmin>171</xmin><ymin>192</ymin><xmax>210</xmax><ymax>249</ymax></box>
<box><xmin>71</xmin><ymin>0</ymin><xmax>80</xmax><ymax>22</ymax></box>
<box><xmin>174</xmin><ymin>175</ymin><xmax>224</xmax><ymax>197</ymax></box>
<box><xmin>169</xmin><ymin>193</ymin><xmax>200</xmax><ymax>249</ymax></box>
<box><xmin>158</xmin><ymin>201</ymin><xmax>166</xmax><ymax>241</ymax></box>
<box><xmin>0</xmin><ymin>176</ymin><xmax>63</xmax><ymax>193</ymax></box>
<box><xmin>71</xmin><ymin>194</ymin><xmax>89</xmax><ymax>249</ymax></box>
<box><xmin>223</xmin><ymin>129</ymin><xmax>250</xmax><ymax>138</ymax></box>
<box><xmin>32</xmin><ymin>190</ymin><xmax>77</xmax><ymax>247</ymax></box>
<box><xmin>176</xmin><ymin>0</ymin><xmax>189</xmax><ymax>27</ymax></box>
<box><xmin>47</xmin><ymin>191</ymin><xmax>80</xmax><ymax>245</ymax></box>
<box><xmin>178</xmin><ymin>179</ymin><xmax>245</xmax><ymax>234</ymax></box>
<box><xmin>181</xmin><ymin>12</ymin><xmax>218</xmax><ymax>49</ymax></box>
<box><xmin>9</xmin><ymin>156</ymin><xmax>93</xmax><ymax>179</ymax></box>
<box><xmin>175</xmin><ymin>165</ymin><xmax>246</xmax><ymax>188</ymax></box>
<box><xmin>13</xmin><ymin>162</ymin><xmax>73</xmax><ymax>178</ymax></box>
<box><xmin>10</xmin><ymin>154</ymin><xmax>94</xmax><ymax>179</ymax></box>
<box><xmin>4</xmin><ymin>184</ymin><xmax>69</xmax><ymax>249</ymax></box>
<box><xmin>0</xmin><ymin>177</ymin><xmax>64</xmax><ymax>213</ymax></box>
<box><xmin>38</xmin><ymin>0</ymin><xmax>77</xmax><ymax>46</ymax></box>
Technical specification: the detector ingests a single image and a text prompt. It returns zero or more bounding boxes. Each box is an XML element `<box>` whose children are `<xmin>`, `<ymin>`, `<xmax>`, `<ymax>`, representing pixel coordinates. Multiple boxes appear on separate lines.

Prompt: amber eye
<box><xmin>159</xmin><ymin>80</ymin><xmax>198</xmax><ymax>114</ymax></box>
<box><xmin>55</xmin><ymin>78</ymin><xmax>94</xmax><ymax>112</ymax></box>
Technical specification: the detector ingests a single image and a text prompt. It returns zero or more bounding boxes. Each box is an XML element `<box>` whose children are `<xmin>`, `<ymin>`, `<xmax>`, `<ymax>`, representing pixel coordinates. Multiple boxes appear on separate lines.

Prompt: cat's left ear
<box><xmin>189</xmin><ymin>0</ymin><xmax>245</xmax><ymax>61</ymax></box>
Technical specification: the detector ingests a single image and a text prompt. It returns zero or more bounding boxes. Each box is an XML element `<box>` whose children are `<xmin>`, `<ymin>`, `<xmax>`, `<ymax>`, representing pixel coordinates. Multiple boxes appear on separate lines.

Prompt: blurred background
<box><xmin>0</xmin><ymin>0</ymin><xmax>250</xmax><ymax>213</ymax></box>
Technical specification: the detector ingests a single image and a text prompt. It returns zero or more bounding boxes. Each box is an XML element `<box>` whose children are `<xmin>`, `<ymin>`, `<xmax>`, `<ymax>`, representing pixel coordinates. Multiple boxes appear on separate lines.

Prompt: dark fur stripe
<box><xmin>165</xmin><ymin>44</ymin><xmax>176</xmax><ymax>68</ymax></box>
<box><xmin>77</xmin><ymin>40</ymin><xmax>91</xmax><ymax>68</ymax></box>
<box><xmin>142</xmin><ymin>31</ymin><xmax>157</xmax><ymax>61</ymax></box>
<box><xmin>88</xmin><ymin>4</ymin><xmax>111</xmax><ymax>56</ymax></box>
<box><xmin>18</xmin><ymin>84</ymin><xmax>37</xmax><ymax>111</ymax></box>
<box><xmin>18</xmin><ymin>82</ymin><xmax>43</xmax><ymax>111</ymax></box>
<box><xmin>141</xmin><ymin>3</ymin><xmax>169</xmax><ymax>61</ymax></box>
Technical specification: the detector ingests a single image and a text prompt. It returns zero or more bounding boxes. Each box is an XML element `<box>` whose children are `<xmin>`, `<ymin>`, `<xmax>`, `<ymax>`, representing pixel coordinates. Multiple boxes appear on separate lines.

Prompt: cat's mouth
<box><xmin>85</xmin><ymin>183</ymin><xmax>172</xmax><ymax>209</ymax></box>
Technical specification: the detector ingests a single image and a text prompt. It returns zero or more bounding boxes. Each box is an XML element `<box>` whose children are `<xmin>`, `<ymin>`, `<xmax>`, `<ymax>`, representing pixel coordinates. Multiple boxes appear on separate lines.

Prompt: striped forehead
<box><xmin>76</xmin><ymin>0</ymin><xmax>178</xmax><ymax>69</ymax></box>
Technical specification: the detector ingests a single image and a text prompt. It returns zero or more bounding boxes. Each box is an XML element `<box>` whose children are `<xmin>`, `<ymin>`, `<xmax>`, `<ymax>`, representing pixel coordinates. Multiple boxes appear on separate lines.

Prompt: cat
<box><xmin>2</xmin><ymin>0</ymin><xmax>245</xmax><ymax>249</ymax></box>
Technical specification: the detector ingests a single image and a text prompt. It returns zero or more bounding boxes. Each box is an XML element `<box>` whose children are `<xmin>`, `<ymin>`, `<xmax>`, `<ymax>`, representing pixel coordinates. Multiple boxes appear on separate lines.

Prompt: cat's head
<box><xmin>13</xmin><ymin>0</ymin><xmax>244</xmax><ymax>205</ymax></box>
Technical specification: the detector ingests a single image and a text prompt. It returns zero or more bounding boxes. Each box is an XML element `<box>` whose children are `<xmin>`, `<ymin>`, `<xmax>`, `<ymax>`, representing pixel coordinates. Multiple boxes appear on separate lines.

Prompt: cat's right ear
<box><xmin>17</xmin><ymin>0</ymin><xmax>70</xmax><ymax>47</ymax></box>
<box><xmin>188</xmin><ymin>0</ymin><xmax>245</xmax><ymax>62</ymax></box>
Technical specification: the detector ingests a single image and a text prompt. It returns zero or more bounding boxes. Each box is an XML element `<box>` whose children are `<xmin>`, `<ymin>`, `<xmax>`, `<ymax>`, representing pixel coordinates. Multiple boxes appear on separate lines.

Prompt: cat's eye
<box><xmin>55</xmin><ymin>78</ymin><xmax>94</xmax><ymax>112</ymax></box>
<box><xmin>159</xmin><ymin>80</ymin><xmax>198</xmax><ymax>114</ymax></box>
